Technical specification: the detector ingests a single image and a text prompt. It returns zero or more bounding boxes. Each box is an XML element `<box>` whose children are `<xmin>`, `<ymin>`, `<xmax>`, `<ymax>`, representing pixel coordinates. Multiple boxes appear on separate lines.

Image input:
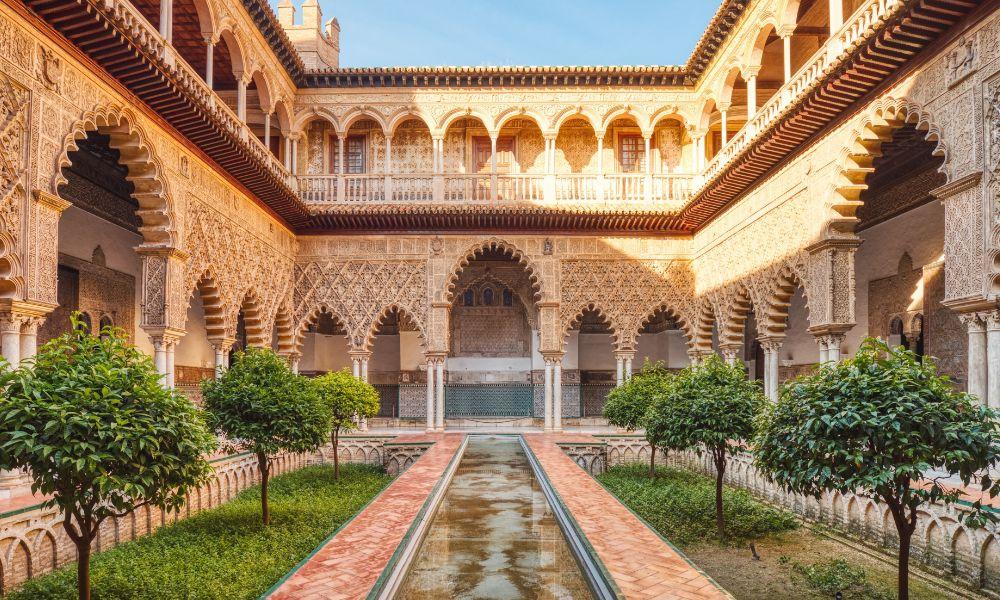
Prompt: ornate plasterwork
<box><xmin>558</xmin><ymin>259</ymin><xmax>696</xmax><ymax>351</ymax></box>
<box><xmin>293</xmin><ymin>258</ymin><xmax>428</xmax><ymax>352</ymax></box>
<box><xmin>183</xmin><ymin>200</ymin><xmax>293</xmax><ymax>343</ymax></box>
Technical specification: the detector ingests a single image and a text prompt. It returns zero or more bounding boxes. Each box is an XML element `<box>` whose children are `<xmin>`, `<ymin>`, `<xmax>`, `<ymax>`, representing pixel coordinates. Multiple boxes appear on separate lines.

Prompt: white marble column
<box><xmin>987</xmin><ymin>312</ymin><xmax>1000</xmax><ymax>409</ymax></box>
<box><xmin>624</xmin><ymin>355</ymin><xmax>634</xmax><ymax>381</ymax></box>
<box><xmin>435</xmin><ymin>358</ymin><xmax>445</xmax><ymax>431</ymax></box>
<box><xmin>490</xmin><ymin>134</ymin><xmax>498</xmax><ymax>202</ymax></box>
<box><xmin>553</xmin><ymin>358</ymin><xmax>563</xmax><ymax>432</ymax></box>
<box><xmin>165</xmin><ymin>340</ymin><xmax>176</xmax><ymax>388</ymax></box>
<box><xmin>289</xmin><ymin>353</ymin><xmax>301</xmax><ymax>375</ymax></box>
<box><xmin>746</xmin><ymin>72</ymin><xmax>758</xmax><ymax>119</ymax></box>
<box><xmin>963</xmin><ymin>313</ymin><xmax>988</xmax><ymax>404</ymax></box>
<box><xmin>205</xmin><ymin>38</ymin><xmax>214</xmax><ymax>89</ymax></box>
<box><xmin>152</xmin><ymin>337</ymin><xmax>168</xmax><ymax>384</ymax></box>
<box><xmin>425</xmin><ymin>358</ymin><xmax>435</xmax><ymax>432</ymax></box>
<box><xmin>719</xmin><ymin>104</ymin><xmax>729</xmax><ymax>146</ymax></box>
<box><xmin>236</xmin><ymin>77</ymin><xmax>247</xmax><ymax>121</ymax></box>
<box><xmin>352</xmin><ymin>356</ymin><xmax>361</xmax><ymax>378</ymax></box>
<box><xmin>18</xmin><ymin>318</ymin><xmax>39</xmax><ymax>365</ymax></box>
<box><xmin>264</xmin><ymin>114</ymin><xmax>271</xmax><ymax>149</ymax></box>
<box><xmin>826</xmin><ymin>334</ymin><xmax>844</xmax><ymax>363</ymax></box>
<box><xmin>828</xmin><ymin>0</ymin><xmax>844</xmax><ymax>35</ymax></box>
<box><xmin>615</xmin><ymin>355</ymin><xmax>625</xmax><ymax>387</ymax></box>
<box><xmin>782</xmin><ymin>32</ymin><xmax>792</xmax><ymax>83</ymax></box>
<box><xmin>596</xmin><ymin>133</ymin><xmax>605</xmax><ymax>202</ymax></box>
<box><xmin>159</xmin><ymin>0</ymin><xmax>172</xmax><ymax>41</ymax></box>
<box><xmin>760</xmin><ymin>338</ymin><xmax>783</xmax><ymax>401</ymax></box>
<box><xmin>0</xmin><ymin>313</ymin><xmax>22</xmax><ymax>368</ymax></box>
<box><xmin>543</xmin><ymin>358</ymin><xmax>554</xmax><ymax>431</ymax></box>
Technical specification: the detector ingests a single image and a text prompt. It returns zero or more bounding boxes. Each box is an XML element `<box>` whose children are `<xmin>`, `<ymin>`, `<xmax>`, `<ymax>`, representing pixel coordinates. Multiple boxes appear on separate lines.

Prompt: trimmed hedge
<box><xmin>597</xmin><ymin>463</ymin><xmax>797</xmax><ymax>547</ymax></box>
<box><xmin>11</xmin><ymin>464</ymin><xmax>392</xmax><ymax>600</ymax></box>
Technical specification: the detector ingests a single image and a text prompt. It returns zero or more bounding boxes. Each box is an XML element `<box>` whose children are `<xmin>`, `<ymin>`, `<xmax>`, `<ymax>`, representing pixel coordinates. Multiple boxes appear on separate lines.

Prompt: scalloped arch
<box><xmin>55</xmin><ymin>106</ymin><xmax>178</xmax><ymax>248</ymax></box>
<box><xmin>828</xmin><ymin>97</ymin><xmax>950</xmax><ymax>237</ymax></box>
<box><xmin>443</xmin><ymin>238</ymin><xmax>545</xmax><ymax>305</ymax></box>
<box><xmin>551</xmin><ymin>106</ymin><xmax>602</xmax><ymax>134</ymax></box>
<box><xmin>362</xmin><ymin>302</ymin><xmax>427</xmax><ymax>353</ymax></box>
<box><xmin>561</xmin><ymin>302</ymin><xmax>622</xmax><ymax>351</ymax></box>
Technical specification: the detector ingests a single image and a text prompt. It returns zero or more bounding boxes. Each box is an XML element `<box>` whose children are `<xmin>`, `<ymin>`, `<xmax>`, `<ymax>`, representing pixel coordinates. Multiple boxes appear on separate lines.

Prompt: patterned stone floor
<box><xmin>524</xmin><ymin>433</ymin><xmax>733</xmax><ymax>600</ymax></box>
<box><xmin>266</xmin><ymin>433</ymin><xmax>466</xmax><ymax>600</ymax></box>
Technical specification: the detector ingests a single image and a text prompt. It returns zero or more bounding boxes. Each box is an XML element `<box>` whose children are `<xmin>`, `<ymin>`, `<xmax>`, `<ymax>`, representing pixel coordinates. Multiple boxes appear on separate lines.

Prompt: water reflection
<box><xmin>397</xmin><ymin>436</ymin><xmax>593</xmax><ymax>599</ymax></box>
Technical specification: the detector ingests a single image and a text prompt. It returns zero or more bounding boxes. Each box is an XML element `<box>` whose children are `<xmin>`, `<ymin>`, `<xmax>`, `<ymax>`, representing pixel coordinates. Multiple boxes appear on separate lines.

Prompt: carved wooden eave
<box><xmin>678</xmin><ymin>0</ymin><xmax>983</xmax><ymax>231</ymax></box>
<box><xmin>299</xmin><ymin>204</ymin><xmax>689</xmax><ymax>235</ymax></box>
<box><xmin>20</xmin><ymin>0</ymin><xmax>312</xmax><ymax>228</ymax></box>
<box><xmin>683</xmin><ymin>0</ymin><xmax>750</xmax><ymax>84</ymax></box>
<box><xmin>301</xmin><ymin>65</ymin><xmax>689</xmax><ymax>88</ymax></box>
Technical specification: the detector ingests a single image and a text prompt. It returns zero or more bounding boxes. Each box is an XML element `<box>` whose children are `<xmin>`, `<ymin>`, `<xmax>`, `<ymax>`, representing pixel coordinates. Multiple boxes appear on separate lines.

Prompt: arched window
<box><xmin>463</xmin><ymin>289</ymin><xmax>474</xmax><ymax>306</ymax></box>
<box><xmin>482</xmin><ymin>287</ymin><xmax>495</xmax><ymax>306</ymax></box>
<box><xmin>98</xmin><ymin>315</ymin><xmax>113</xmax><ymax>339</ymax></box>
<box><xmin>79</xmin><ymin>312</ymin><xmax>93</xmax><ymax>334</ymax></box>
<box><xmin>502</xmin><ymin>288</ymin><xmax>513</xmax><ymax>307</ymax></box>
<box><xmin>888</xmin><ymin>317</ymin><xmax>905</xmax><ymax>349</ymax></box>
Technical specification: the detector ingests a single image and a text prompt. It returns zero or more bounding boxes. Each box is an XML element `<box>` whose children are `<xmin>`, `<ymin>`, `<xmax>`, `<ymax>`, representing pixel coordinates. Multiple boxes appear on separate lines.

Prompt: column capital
<box><xmin>741</xmin><ymin>64</ymin><xmax>762</xmax><ymax>79</ymax></box>
<box><xmin>209</xmin><ymin>336</ymin><xmax>237</xmax><ymax>353</ymax></box>
<box><xmin>613</xmin><ymin>350</ymin><xmax>636</xmax><ymax>361</ymax></box>
<box><xmin>717</xmin><ymin>343</ymin><xmax>741</xmax><ymax>360</ymax></box>
<box><xmin>984</xmin><ymin>309</ymin><xmax>1000</xmax><ymax>331</ymax></box>
<box><xmin>777</xmin><ymin>24</ymin><xmax>796</xmax><ymax>38</ymax></box>
<box><xmin>758</xmin><ymin>335</ymin><xmax>785</xmax><ymax>354</ymax></box>
<box><xmin>542</xmin><ymin>352</ymin><xmax>564</xmax><ymax>364</ymax></box>
<box><xmin>959</xmin><ymin>311</ymin><xmax>987</xmax><ymax>333</ymax></box>
<box><xmin>143</xmin><ymin>327</ymin><xmax>185</xmax><ymax>347</ymax></box>
<box><xmin>0</xmin><ymin>313</ymin><xmax>25</xmax><ymax>334</ymax></box>
<box><xmin>716</xmin><ymin>101</ymin><xmax>732</xmax><ymax>112</ymax></box>
<box><xmin>349</xmin><ymin>349</ymin><xmax>373</xmax><ymax>361</ymax></box>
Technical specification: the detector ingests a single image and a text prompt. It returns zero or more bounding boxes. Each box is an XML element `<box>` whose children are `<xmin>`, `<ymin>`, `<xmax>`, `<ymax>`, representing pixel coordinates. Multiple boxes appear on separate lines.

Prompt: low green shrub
<box><xmin>791</xmin><ymin>559</ymin><xmax>894</xmax><ymax>600</ymax></box>
<box><xmin>10</xmin><ymin>464</ymin><xmax>391</xmax><ymax>600</ymax></box>
<box><xmin>597</xmin><ymin>463</ymin><xmax>797</xmax><ymax>547</ymax></box>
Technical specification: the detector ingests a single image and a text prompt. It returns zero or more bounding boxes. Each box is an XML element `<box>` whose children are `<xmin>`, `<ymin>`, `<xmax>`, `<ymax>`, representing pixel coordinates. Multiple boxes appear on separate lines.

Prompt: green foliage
<box><xmin>314</xmin><ymin>369</ymin><xmax>380</xmax><ymax>434</ymax></box>
<box><xmin>645</xmin><ymin>354</ymin><xmax>766</xmax><ymax>454</ymax></box>
<box><xmin>754</xmin><ymin>338</ymin><xmax>1000</xmax><ymax>526</ymax></box>
<box><xmin>0</xmin><ymin>315</ymin><xmax>215</xmax><ymax>531</ymax></box>
<box><xmin>597</xmin><ymin>463</ymin><xmax>797</xmax><ymax>547</ymax></box>
<box><xmin>8</xmin><ymin>464</ymin><xmax>392</xmax><ymax>600</ymax></box>
<box><xmin>791</xmin><ymin>559</ymin><xmax>893</xmax><ymax>600</ymax></box>
<box><xmin>201</xmin><ymin>347</ymin><xmax>329</xmax><ymax>457</ymax></box>
<box><xmin>603</xmin><ymin>362</ymin><xmax>672</xmax><ymax>432</ymax></box>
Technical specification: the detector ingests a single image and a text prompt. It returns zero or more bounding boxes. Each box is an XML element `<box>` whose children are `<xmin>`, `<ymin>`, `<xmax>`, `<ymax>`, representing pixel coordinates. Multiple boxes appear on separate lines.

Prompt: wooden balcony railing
<box><xmin>297</xmin><ymin>173</ymin><xmax>694</xmax><ymax>208</ymax></box>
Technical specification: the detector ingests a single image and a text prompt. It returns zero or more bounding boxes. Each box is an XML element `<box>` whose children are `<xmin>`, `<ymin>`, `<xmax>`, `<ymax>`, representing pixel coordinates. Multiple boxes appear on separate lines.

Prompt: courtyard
<box><xmin>0</xmin><ymin>0</ymin><xmax>999</xmax><ymax>597</ymax></box>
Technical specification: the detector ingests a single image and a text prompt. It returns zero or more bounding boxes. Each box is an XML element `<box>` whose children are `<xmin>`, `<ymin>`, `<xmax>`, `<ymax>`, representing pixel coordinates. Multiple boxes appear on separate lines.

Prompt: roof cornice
<box><xmin>301</xmin><ymin>65</ymin><xmax>689</xmax><ymax>88</ymax></box>
<box><xmin>683</xmin><ymin>0</ymin><xmax>751</xmax><ymax>84</ymax></box>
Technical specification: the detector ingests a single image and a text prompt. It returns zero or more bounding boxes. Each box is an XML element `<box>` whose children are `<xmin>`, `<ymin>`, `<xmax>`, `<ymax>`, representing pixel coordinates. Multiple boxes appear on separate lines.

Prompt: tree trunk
<box><xmin>75</xmin><ymin>537</ymin><xmax>92</xmax><ymax>600</ymax></box>
<box><xmin>714</xmin><ymin>450</ymin><xmax>726</xmax><ymax>541</ymax></box>
<box><xmin>887</xmin><ymin>499</ymin><xmax>916</xmax><ymax>600</ymax></box>
<box><xmin>898</xmin><ymin>528</ymin><xmax>912</xmax><ymax>600</ymax></box>
<box><xmin>648</xmin><ymin>444</ymin><xmax>656</xmax><ymax>478</ymax></box>
<box><xmin>332</xmin><ymin>427</ymin><xmax>340</xmax><ymax>480</ymax></box>
<box><xmin>257</xmin><ymin>452</ymin><xmax>270</xmax><ymax>526</ymax></box>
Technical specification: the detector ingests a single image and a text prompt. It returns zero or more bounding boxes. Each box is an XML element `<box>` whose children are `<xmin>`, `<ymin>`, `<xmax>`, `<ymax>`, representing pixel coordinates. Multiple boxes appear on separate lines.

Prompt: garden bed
<box><xmin>598</xmin><ymin>463</ymin><xmax>956</xmax><ymax>600</ymax></box>
<box><xmin>10</xmin><ymin>464</ymin><xmax>392</xmax><ymax>600</ymax></box>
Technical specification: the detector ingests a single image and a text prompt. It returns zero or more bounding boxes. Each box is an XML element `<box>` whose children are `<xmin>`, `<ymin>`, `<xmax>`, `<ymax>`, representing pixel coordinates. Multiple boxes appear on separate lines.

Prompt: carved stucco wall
<box><xmin>691</xmin><ymin>11</ymin><xmax>1000</xmax><ymax>351</ymax></box>
<box><xmin>0</xmin><ymin>3</ymin><xmax>295</xmax><ymax>342</ymax></box>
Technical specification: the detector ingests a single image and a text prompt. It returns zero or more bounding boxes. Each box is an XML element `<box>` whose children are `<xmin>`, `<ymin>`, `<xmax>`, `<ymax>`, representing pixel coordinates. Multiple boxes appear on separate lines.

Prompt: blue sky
<box><xmin>289</xmin><ymin>1</ymin><xmax>720</xmax><ymax>67</ymax></box>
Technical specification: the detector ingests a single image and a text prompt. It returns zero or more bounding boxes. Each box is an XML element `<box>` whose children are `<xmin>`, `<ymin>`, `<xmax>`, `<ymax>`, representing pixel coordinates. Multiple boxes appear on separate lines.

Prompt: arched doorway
<box><xmin>446</xmin><ymin>246</ymin><xmax>539</xmax><ymax>419</ymax></box>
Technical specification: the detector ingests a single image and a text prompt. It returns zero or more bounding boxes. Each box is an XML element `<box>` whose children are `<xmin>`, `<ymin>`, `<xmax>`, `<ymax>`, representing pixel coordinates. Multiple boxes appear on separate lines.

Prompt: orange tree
<box><xmin>202</xmin><ymin>347</ymin><xmax>329</xmax><ymax>525</ymax></box>
<box><xmin>313</xmin><ymin>370</ymin><xmax>380</xmax><ymax>479</ymax></box>
<box><xmin>604</xmin><ymin>362</ymin><xmax>674</xmax><ymax>476</ymax></box>
<box><xmin>644</xmin><ymin>354</ymin><xmax>766</xmax><ymax>540</ymax></box>
<box><xmin>0</xmin><ymin>316</ymin><xmax>214</xmax><ymax>600</ymax></box>
<box><xmin>754</xmin><ymin>338</ymin><xmax>1000</xmax><ymax>600</ymax></box>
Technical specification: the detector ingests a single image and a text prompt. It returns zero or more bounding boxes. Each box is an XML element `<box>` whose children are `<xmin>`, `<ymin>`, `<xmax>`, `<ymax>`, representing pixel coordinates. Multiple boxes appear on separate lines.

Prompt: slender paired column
<box><xmin>204</xmin><ymin>37</ymin><xmax>214</xmax><ymax>89</ymax></box>
<box><xmin>719</xmin><ymin>103</ymin><xmax>730</xmax><ymax>147</ymax></box>
<box><xmin>435</xmin><ymin>357</ymin><xmax>445</xmax><ymax>431</ymax></box>
<box><xmin>615</xmin><ymin>354</ymin><xmax>625</xmax><ymax>387</ymax></box>
<box><xmin>986</xmin><ymin>312</ymin><xmax>1000</xmax><ymax>409</ymax></box>
<box><xmin>211</xmin><ymin>338</ymin><xmax>234</xmax><ymax>378</ymax></box>
<box><xmin>553</xmin><ymin>358</ymin><xmax>563</xmax><ymax>432</ymax></box>
<box><xmin>384</xmin><ymin>132</ymin><xmax>394</xmax><ymax>201</ymax></box>
<box><xmin>596</xmin><ymin>133</ymin><xmax>605</xmax><ymax>202</ymax></box>
<box><xmin>263</xmin><ymin>114</ymin><xmax>271</xmax><ymax>149</ymax></box>
<box><xmin>781</xmin><ymin>31</ymin><xmax>793</xmax><ymax>83</ymax></box>
<box><xmin>962</xmin><ymin>313</ymin><xmax>988</xmax><ymax>404</ymax></box>
<box><xmin>165</xmin><ymin>340</ymin><xmax>176</xmax><ymax>388</ymax></box>
<box><xmin>425</xmin><ymin>358</ymin><xmax>435</xmax><ymax>431</ymax></box>
<box><xmin>337</xmin><ymin>134</ymin><xmax>346</xmax><ymax>200</ymax></box>
<box><xmin>288</xmin><ymin>352</ymin><xmax>301</xmax><ymax>375</ymax></box>
<box><xmin>828</xmin><ymin>0</ymin><xmax>844</xmax><ymax>35</ymax></box>
<box><xmin>159</xmin><ymin>0</ymin><xmax>173</xmax><ymax>42</ymax></box>
<box><xmin>149</xmin><ymin>333</ymin><xmax>181</xmax><ymax>387</ymax></box>
<box><xmin>19</xmin><ymin>318</ymin><xmax>39</xmax><ymax>364</ymax></box>
<box><xmin>759</xmin><ymin>337</ymin><xmax>783</xmax><ymax>401</ymax></box>
<box><xmin>543</xmin><ymin>358</ymin><xmax>554</xmax><ymax>431</ymax></box>
<box><xmin>745</xmin><ymin>68</ymin><xmax>759</xmax><ymax>119</ymax></box>
<box><xmin>490</xmin><ymin>134</ymin><xmax>498</xmax><ymax>202</ymax></box>
<box><xmin>0</xmin><ymin>313</ymin><xmax>23</xmax><ymax>368</ymax></box>
<box><xmin>625</xmin><ymin>355</ymin><xmax>634</xmax><ymax>381</ymax></box>
<box><xmin>236</xmin><ymin>76</ymin><xmax>247</xmax><ymax>121</ymax></box>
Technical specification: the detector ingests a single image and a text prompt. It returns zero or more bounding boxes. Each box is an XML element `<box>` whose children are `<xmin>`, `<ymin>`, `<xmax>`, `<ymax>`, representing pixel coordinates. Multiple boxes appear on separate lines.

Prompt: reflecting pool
<box><xmin>397</xmin><ymin>436</ymin><xmax>593</xmax><ymax>599</ymax></box>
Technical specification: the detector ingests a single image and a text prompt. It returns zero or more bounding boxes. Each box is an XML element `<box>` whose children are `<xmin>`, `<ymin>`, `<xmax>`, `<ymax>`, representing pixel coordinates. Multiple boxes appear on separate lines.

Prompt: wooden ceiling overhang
<box><xmin>677</xmin><ymin>0</ymin><xmax>983</xmax><ymax>230</ymax></box>
<box><xmin>302</xmin><ymin>66</ymin><xmax>689</xmax><ymax>88</ymax></box>
<box><xmin>301</xmin><ymin>205</ymin><xmax>689</xmax><ymax>235</ymax></box>
<box><xmin>23</xmin><ymin>0</ymin><xmax>312</xmax><ymax>228</ymax></box>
